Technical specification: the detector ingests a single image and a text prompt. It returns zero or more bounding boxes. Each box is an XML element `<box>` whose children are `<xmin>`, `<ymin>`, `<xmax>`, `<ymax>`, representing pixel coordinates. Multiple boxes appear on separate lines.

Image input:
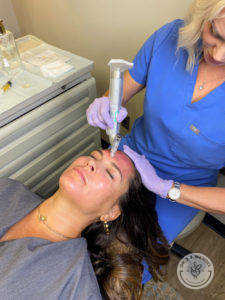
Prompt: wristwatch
<box><xmin>167</xmin><ymin>181</ymin><xmax>181</xmax><ymax>202</ymax></box>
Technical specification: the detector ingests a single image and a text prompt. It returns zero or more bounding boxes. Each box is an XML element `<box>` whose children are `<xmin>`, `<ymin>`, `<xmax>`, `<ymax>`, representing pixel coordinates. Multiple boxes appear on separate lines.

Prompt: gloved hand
<box><xmin>86</xmin><ymin>96</ymin><xmax>128</xmax><ymax>130</ymax></box>
<box><xmin>123</xmin><ymin>145</ymin><xmax>173</xmax><ymax>199</ymax></box>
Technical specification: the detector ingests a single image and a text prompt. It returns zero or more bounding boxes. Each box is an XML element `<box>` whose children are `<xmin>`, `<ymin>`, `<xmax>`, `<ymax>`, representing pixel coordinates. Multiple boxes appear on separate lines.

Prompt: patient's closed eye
<box><xmin>106</xmin><ymin>169</ymin><xmax>114</xmax><ymax>180</ymax></box>
<box><xmin>89</xmin><ymin>154</ymin><xmax>114</xmax><ymax>179</ymax></box>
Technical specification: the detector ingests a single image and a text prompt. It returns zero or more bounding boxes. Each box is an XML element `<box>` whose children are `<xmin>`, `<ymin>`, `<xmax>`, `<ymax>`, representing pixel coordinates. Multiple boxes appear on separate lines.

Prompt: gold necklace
<box><xmin>38</xmin><ymin>205</ymin><xmax>74</xmax><ymax>240</ymax></box>
<box><xmin>199</xmin><ymin>64</ymin><xmax>225</xmax><ymax>90</ymax></box>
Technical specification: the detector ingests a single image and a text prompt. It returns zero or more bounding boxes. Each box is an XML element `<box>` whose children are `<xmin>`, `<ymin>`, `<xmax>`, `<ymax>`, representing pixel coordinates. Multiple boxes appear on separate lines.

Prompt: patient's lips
<box><xmin>73</xmin><ymin>167</ymin><xmax>86</xmax><ymax>184</ymax></box>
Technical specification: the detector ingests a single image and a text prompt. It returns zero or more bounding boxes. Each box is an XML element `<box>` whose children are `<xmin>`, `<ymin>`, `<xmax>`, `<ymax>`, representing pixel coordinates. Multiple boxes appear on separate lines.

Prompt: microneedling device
<box><xmin>106</xmin><ymin>59</ymin><xmax>133</xmax><ymax>157</ymax></box>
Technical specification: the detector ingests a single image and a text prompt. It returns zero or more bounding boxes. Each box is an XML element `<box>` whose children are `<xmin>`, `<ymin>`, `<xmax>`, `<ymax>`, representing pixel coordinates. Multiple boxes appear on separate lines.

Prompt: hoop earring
<box><xmin>103</xmin><ymin>221</ymin><xmax>110</xmax><ymax>235</ymax></box>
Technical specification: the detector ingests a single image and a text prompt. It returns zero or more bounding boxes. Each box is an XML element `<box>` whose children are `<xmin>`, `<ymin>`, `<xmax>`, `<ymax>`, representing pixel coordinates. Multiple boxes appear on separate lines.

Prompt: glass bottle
<box><xmin>0</xmin><ymin>19</ymin><xmax>22</xmax><ymax>77</ymax></box>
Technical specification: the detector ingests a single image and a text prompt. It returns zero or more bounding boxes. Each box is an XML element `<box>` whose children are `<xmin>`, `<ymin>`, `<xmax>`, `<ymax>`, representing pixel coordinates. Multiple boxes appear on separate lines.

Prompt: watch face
<box><xmin>169</xmin><ymin>187</ymin><xmax>180</xmax><ymax>200</ymax></box>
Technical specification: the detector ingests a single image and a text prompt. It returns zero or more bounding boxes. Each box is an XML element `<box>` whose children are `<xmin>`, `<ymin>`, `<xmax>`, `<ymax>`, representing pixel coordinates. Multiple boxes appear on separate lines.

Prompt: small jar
<box><xmin>0</xmin><ymin>19</ymin><xmax>22</xmax><ymax>77</ymax></box>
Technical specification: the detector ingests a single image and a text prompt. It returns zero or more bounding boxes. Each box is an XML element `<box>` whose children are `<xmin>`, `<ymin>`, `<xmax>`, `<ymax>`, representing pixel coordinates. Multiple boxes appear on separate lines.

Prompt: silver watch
<box><xmin>167</xmin><ymin>182</ymin><xmax>181</xmax><ymax>202</ymax></box>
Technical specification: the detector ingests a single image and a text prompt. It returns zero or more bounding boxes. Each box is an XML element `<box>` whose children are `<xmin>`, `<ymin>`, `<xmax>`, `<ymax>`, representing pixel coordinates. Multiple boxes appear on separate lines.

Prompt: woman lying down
<box><xmin>0</xmin><ymin>149</ymin><xmax>169</xmax><ymax>299</ymax></box>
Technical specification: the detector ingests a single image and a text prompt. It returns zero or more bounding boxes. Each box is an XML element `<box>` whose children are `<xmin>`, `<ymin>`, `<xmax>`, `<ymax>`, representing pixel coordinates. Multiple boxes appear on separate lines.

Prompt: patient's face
<box><xmin>59</xmin><ymin>149</ymin><xmax>134</xmax><ymax>219</ymax></box>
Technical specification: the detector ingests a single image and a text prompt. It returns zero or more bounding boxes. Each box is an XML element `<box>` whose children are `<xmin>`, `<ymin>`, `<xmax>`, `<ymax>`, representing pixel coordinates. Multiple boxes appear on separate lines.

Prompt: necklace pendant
<box><xmin>199</xmin><ymin>84</ymin><xmax>204</xmax><ymax>90</ymax></box>
<box><xmin>39</xmin><ymin>214</ymin><xmax>47</xmax><ymax>222</ymax></box>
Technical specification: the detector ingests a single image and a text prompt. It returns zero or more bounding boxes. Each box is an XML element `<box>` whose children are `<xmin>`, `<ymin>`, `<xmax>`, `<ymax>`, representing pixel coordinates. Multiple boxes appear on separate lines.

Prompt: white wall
<box><xmin>0</xmin><ymin>0</ymin><xmax>21</xmax><ymax>37</ymax></box>
<box><xmin>12</xmin><ymin>0</ymin><xmax>192</xmax><ymax>134</ymax></box>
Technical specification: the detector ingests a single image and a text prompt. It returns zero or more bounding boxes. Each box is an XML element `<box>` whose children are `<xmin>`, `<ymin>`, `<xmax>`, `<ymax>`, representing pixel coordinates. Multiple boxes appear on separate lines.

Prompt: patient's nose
<box><xmin>84</xmin><ymin>160</ymin><xmax>96</xmax><ymax>172</ymax></box>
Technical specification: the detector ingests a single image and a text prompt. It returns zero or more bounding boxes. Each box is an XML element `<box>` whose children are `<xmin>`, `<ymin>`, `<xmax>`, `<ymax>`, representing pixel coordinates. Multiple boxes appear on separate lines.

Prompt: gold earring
<box><xmin>103</xmin><ymin>221</ymin><xmax>110</xmax><ymax>235</ymax></box>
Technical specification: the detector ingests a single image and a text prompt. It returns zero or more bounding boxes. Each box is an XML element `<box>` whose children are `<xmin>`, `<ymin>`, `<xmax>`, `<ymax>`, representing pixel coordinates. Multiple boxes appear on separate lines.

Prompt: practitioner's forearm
<box><xmin>177</xmin><ymin>184</ymin><xmax>225</xmax><ymax>214</ymax></box>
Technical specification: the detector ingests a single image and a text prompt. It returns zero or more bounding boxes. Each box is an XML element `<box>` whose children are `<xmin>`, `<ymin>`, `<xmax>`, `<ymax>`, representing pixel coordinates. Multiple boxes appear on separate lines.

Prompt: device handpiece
<box><xmin>106</xmin><ymin>59</ymin><xmax>133</xmax><ymax>145</ymax></box>
<box><xmin>110</xmin><ymin>134</ymin><xmax>122</xmax><ymax>157</ymax></box>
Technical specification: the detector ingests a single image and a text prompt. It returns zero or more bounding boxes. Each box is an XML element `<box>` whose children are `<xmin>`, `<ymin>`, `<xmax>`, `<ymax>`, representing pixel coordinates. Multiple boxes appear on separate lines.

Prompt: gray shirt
<box><xmin>0</xmin><ymin>178</ymin><xmax>102</xmax><ymax>300</ymax></box>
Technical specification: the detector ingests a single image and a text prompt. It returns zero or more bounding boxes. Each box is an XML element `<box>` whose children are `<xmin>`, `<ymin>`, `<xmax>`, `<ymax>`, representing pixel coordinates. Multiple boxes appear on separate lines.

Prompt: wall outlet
<box><xmin>121</xmin><ymin>115</ymin><xmax>130</xmax><ymax>130</ymax></box>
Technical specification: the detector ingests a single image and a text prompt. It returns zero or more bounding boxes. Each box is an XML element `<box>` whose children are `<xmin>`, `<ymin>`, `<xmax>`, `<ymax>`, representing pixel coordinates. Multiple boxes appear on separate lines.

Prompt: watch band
<box><xmin>174</xmin><ymin>181</ymin><xmax>180</xmax><ymax>189</ymax></box>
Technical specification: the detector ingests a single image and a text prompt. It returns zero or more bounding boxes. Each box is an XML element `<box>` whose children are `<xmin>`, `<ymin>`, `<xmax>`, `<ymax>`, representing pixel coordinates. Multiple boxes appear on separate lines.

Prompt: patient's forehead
<box><xmin>101</xmin><ymin>149</ymin><xmax>134</xmax><ymax>178</ymax></box>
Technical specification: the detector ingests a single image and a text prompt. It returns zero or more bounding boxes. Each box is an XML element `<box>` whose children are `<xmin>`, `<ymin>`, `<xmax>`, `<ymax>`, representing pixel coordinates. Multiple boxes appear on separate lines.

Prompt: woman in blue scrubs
<box><xmin>86</xmin><ymin>0</ymin><xmax>225</xmax><ymax>282</ymax></box>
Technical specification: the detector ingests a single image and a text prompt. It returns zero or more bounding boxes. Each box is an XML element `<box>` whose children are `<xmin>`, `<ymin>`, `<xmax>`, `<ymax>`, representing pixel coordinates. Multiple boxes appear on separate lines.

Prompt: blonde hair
<box><xmin>177</xmin><ymin>0</ymin><xmax>225</xmax><ymax>72</ymax></box>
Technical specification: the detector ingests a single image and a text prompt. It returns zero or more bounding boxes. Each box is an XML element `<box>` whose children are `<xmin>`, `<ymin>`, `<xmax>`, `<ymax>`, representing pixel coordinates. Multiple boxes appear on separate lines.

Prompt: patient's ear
<box><xmin>100</xmin><ymin>204</ymin><xmax>121</xmax><ymax>222</ymax></box>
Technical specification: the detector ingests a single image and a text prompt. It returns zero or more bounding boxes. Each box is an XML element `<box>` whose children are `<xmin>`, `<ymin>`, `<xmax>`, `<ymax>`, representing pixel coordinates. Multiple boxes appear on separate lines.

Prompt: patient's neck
<box><xmin>0</xmin><ymin>190</ymin><xmax>92</xmax><ymax>243</ymax></box>
<box><xmin>38</xmin><ymin>190</ymin><xmax>92</xmax><ymax>242</ymax></box>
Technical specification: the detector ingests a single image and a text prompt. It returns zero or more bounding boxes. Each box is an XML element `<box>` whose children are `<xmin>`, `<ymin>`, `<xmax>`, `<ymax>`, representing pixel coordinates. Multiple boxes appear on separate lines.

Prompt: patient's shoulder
<box><xmin>0</xmin><ymin>177</ymin><xmax>23</xmax><ymax>187</ymax></box>
<box><xmin>0</xmin><ymin>177</ymin><xmax>42</xmax><ymax>218</ymax></box>
<box><xmin>0</xmin><ymin>177</ymin><xmax>18</xmax><ymax>185</ymax></box>
<box><xmin>0</xmin><ymin>178</ymin><xmax>29</xmax><ymax>198</ymax></box>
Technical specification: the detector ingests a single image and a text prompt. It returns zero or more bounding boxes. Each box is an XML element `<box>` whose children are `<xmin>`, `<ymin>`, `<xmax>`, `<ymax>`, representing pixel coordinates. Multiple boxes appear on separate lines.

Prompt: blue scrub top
<box><xmin>118</xmin><ymin>19</ymin><xmax>225</xmax><ymax>283</ymax></box>
<box><xmin>120</xmin><ymin>19</ymin><xmax>225</xmax><ymax>187</ymax></box>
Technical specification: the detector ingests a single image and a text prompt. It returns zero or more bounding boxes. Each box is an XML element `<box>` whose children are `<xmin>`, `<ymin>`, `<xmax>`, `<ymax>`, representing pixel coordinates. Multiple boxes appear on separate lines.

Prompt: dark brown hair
<box><xmin>82</xmin><ymin>169</ymin><xmax>170</xmax><ymax>299</ymax></box>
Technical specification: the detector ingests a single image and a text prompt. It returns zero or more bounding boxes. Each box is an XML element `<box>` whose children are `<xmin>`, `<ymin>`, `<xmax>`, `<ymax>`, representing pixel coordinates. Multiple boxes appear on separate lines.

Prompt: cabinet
<box><xmin>0</xmin><ymin>36</ymin><xmax>100</xmax><ymax>198</ymax></box>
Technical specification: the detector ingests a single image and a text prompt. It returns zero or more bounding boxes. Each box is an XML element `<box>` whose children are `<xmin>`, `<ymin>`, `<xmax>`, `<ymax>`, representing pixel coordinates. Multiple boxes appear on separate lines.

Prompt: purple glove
<box><xmin>86</xmin><ymin>96</ymin><xmax>128</xmax><ymax>130</ymax></box>
<box><xmin>123</xmin><ymin>145</ymin><xmax>173</xmax><ymax>199</ymax></box>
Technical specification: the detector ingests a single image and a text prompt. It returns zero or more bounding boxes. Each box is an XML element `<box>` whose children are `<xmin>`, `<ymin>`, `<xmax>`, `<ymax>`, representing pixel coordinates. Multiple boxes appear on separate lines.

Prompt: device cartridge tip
<box><xmin>110</xmin><ymin>134</ymin><xmax>122</xmax><ymax>157</ymax></box>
